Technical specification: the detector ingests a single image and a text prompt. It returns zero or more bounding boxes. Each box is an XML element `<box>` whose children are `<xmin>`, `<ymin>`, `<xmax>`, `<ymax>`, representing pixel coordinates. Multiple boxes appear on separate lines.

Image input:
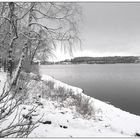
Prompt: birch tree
<box><xmin>0</xmin><ymin>2</ymin><xmax>81</xmax><ymax>85</ymax></box>
<box><xmin>0</xmin><ymin>2</ymin><xmax>81</xmax><ymax>137</ymax></box>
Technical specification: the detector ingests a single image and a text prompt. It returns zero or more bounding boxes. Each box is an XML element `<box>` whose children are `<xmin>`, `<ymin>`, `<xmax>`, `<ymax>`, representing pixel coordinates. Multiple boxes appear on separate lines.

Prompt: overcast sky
<box><xmin>53</xmin><ymin>2</ymin><xmax>140</xmax><ymax>61</ymax></box>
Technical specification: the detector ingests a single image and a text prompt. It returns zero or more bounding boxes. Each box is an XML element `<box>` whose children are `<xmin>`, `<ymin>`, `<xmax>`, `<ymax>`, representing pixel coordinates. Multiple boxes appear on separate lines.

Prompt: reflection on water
<box><xmin>40</xmin><ymin>64</ymin><xmax>140</xmax><ymax>116</ymax></box>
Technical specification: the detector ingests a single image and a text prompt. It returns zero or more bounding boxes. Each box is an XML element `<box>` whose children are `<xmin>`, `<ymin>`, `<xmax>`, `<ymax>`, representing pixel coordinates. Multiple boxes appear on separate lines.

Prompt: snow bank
<box><xmin>1</xmin><ymin>72</ymin><xmax>140</xmax><ymax>137</ymax></box>
<box><xmin>41</xmin><ymin>74</ymin><xmax>83</xmax><ymax>94</ymax></box>
<box><xmin>34</xmin><ymin>74</ymin><xmax>140</xmax><ymax>137</ymax></box>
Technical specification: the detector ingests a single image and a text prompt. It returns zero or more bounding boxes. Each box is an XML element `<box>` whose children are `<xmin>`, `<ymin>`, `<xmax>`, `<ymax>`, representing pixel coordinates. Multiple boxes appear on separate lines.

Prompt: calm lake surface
<box><xmin>40</xmin><ymin>64</ymin><xmax>140</xmax><ymax>116</ymax></box>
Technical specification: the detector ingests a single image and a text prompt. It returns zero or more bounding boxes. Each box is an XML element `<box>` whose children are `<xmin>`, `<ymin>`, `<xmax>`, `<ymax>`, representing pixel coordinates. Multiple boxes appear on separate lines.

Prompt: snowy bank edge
<box><xmin>41</xmin><ymin>74</ymin><xmax>140</xmax><ymax>118</ymax></box>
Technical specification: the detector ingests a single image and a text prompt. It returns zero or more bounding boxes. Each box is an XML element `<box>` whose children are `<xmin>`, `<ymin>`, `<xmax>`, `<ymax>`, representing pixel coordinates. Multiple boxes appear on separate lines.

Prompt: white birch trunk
<box><xmin>11</xmin><ymin>3</ymin><xmax>34</xmax><ymax>86</ymax></box>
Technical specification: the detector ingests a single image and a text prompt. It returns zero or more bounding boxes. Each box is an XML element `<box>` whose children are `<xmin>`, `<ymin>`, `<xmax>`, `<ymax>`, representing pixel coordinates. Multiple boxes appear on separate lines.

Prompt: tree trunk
<box><xmin>7</xmin><ymin>2</ymin><xmax>18</xmax><ymax>79</ymax></box>
<box><xmin>25</xmin><ymin>2</ymin><xmax>34</xmax><ymax>66</ymax></box>
<box><xmin>11</xmin><ymin>44</ymin><xmax>27</xmax><ymax>85</ymax></box>
<box><xmin>30</xmin><ymin>40</ymin><xmax>40</xmax><ymax>64</ymax></box>
<box><xmin>11</xmin><ymin>3</ymin><xmax>35</xmax><ymax>85</ymax></box>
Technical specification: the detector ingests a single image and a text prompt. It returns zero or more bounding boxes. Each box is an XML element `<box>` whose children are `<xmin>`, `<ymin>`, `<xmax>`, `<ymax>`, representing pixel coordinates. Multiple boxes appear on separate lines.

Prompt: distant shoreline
<box><xmin>40</xmin><ymin>63</ymin><xmax>140</xmax><ymax>66</ymax></box>
<box><xmin>37</xmin><ymin>56</ymin><xmax>140</xmax><ymax>65</ymax></box>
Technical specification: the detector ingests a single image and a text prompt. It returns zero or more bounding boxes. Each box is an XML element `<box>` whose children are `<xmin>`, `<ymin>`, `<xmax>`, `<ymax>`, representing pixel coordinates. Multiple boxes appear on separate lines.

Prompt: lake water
<box><xmin>40</xmin><ymin>64</ymin><xmax>140</xmax><ymax>116</ymax></box>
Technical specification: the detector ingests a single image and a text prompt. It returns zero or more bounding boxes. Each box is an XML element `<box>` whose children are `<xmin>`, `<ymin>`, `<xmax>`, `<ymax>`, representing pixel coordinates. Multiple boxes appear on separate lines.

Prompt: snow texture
<box><xmin>1</xmin><ymin>72</ymin><xmax>140</xmax><ymax>138</ymax></box>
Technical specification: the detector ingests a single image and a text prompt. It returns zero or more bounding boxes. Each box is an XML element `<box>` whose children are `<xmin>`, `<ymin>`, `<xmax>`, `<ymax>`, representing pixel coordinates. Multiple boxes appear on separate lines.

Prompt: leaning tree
<box><xmin>0</xmin><ymin>2</ymin><xmax>81</xmax><ymax>137</ymax></box>
<box><xmin>0</xmin><ymin>2</ymin><xmax>81</xmax><ymax>85</ymax></box>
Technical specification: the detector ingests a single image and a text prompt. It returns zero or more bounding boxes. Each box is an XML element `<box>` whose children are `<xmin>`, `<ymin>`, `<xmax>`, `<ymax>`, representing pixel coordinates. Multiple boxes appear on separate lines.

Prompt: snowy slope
<box><xmin>1</xmin><ymin>72</ymin><xmax>140</xmax><ymax>137</ymax></box>
<box><xmin>29</xmin><ymin>74</ymin><xmax>140</xmax><ymax>137</ymax></box>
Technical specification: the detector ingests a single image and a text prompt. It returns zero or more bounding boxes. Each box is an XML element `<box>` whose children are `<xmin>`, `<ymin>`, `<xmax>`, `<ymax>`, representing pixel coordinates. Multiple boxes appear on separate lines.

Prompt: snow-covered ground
<box><xmin>1</xmin><ymin>72</ymin><xmax>140</xmax><ymax>137</ymax></box>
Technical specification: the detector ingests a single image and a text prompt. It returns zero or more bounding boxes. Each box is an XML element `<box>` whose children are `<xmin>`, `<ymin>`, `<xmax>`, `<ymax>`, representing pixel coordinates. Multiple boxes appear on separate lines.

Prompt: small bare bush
<box><xmin>77</xmin><ymin>96</ymin><xmax>94</xmax><ymax>118</ymax></box>
<box><xmin>29</xmin><ymin>73</ymin><xmax>41</xmax><ymax>81</ymax></box>
<box><xmin>65</xmin><ymin>93</ymin><xmax>95</xmax><ymax>118</ymax></box>
<box><xmin>45</xmin><ymin>80</ymin><xmax>55</xmax><ymax>90</ymax></box>
<box><xmin>52</xmin><ymin>86</ymin><xmax>68</xmax><ymax>102</ymax></box>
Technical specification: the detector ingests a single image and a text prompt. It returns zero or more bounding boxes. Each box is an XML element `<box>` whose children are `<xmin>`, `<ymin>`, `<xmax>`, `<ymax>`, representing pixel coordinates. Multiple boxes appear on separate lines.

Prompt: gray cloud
<box><xmin>78</xmin><ymin>2</ymin><xmax>140</xmax><ymax>56</ymax></box>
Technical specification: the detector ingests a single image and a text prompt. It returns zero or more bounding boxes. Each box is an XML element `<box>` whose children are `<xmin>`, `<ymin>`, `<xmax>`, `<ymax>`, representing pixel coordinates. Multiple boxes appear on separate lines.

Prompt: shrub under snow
<box><xmin>24</xmin><ymin>73</ymin><xmax>95</xmax><ymax>119</ymax></box>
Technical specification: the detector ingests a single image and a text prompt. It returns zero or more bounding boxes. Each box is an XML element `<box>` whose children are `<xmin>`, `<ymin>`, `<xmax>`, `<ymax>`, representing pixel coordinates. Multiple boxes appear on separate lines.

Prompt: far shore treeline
<box><xmin>34</xmin><ymin>56</ymin><xmax>140</xmax><ymax>65</ymax></box>
<box><xmin>1</xmin><ymin>56</ymin><xmax>140</xmax><ymax>66</ymax></box>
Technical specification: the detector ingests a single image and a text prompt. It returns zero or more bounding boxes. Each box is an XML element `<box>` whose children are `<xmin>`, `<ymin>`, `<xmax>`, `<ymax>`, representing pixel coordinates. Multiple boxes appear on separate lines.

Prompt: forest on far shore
<box><xmin>40</xmin><ymin>56</ymin><xmax>140</xmax><ymax>65</ymax></box>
